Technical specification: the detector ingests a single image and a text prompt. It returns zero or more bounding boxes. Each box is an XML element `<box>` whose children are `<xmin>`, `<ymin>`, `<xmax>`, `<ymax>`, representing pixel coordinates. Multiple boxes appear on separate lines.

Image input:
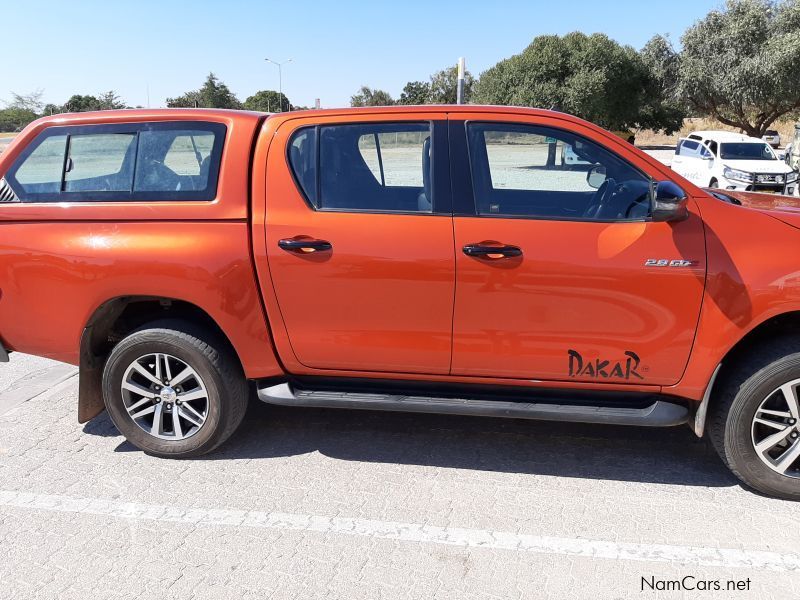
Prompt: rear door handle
<box><xmin>278</xmin><ymin>238</ymin><xmax>333</xmax><ymax>253</ymax></box>
<box><xmin>462</xmin><ymin>243</ymin><xmax>522</xmax><ymax>259</ymax></box>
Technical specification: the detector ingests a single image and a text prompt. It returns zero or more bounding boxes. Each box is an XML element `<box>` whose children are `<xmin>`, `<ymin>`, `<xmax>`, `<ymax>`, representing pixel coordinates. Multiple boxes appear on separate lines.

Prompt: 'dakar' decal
<box><xmin>567</xmin><ymin>349</ymin><xmax>644</xmax><ymax>380</ymax></box>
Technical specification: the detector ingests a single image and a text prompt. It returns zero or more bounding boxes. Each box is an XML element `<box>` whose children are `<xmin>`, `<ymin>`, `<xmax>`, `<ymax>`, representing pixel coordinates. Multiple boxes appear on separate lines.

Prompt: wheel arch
<box><xmin>693</xmin><ymin>310</ymin><xmax>800</xmax><ymax>437</ymax></box>
<box><xmin>78</xmin><ymin>295</ymin><xmax>244</xmax><ymax>423</ymax></box>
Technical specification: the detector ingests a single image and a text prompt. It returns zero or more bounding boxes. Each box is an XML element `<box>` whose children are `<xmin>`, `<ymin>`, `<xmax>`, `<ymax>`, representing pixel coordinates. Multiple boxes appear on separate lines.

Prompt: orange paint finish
<box><xmin>0</xmin><ymin>109</ymin><xmax>283</xmax><ymax>379</ymax></box>
<box><xmin>451</xmin><ymin>214</ymin><xmax>706</xmax><ymax>385</ymax></box>
<box><xmin>665</xmin><ymin>198</ymin><xmax>800</xmax><ymax>400</ymax></box>
<box><xmin>0</xmin><ymin>221</ymin><xmax>283</xmax><ymax>377</ymax></box>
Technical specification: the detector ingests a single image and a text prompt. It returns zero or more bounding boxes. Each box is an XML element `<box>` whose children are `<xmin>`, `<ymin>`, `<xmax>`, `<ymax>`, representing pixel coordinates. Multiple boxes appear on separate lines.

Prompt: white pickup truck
<box><xmin>672</xmin><ymin>130</ymin><xmax>797</xmax><ymax>196</ymax></box>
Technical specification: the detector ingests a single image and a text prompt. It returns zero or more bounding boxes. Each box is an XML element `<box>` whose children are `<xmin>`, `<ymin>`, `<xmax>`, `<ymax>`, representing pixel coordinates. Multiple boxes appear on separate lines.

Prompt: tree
<box><xmin>676</xmin><ymin>0</ymin><xmax>800</xmax><ymax>138</ymax></box>
<box><xmin>350</xmin><ymin>86</ymin><xmax>395</xmax><ymax>107</ymax></box>
<box><xmin>428</xmin><ymin>66</ymin><xmax>475</xmax><ymax>104</ymax></box>
<box><xmin>8</xmin><ymin>90</ymin><xmax>44</xmax><ymax>114</ymax></box>
<box><xmin>0</xmin><ymin>107</ymin><xmax>38</xmax><ymax>132</ymax></box>
<box><xmin>638</xmin><ymin>35</ymin><xmax>687</xmax><ymax>134</ymax></box>
<box><xmin>63</xmin><ymin>94</ymin><xmax>103</xmax><ymax>112</ymax></box>
<box><xmin>244</xmin><ymin>90</ymin><xmax>291</xmax><ymax>112</ymax></box>
<box><xmin>398</xmin><ymin>81</ymin><xmax>431</xmax><ymax>105</ymax></box>
<box><xmin>474</xmin><ymin>32</ymin><xmax>684</xmax><ymax>133</ymax></box>
<box><xmin>98</xmin><ymin>90</ymin><xmax>127</xmax><ymax>110</ymax></box>
<box><xmin>167</xmin><ymin>73</ymin><xmax>242</xmax><ymax>109</ymax></box>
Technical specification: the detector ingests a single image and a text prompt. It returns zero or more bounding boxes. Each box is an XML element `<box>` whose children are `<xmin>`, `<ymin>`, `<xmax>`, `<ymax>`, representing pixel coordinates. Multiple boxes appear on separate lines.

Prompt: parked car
<box><xmin>671</xmin><ymin>130</ymin><xmax>797</xmax><ymax>195</ymax></box>
<box><xmin>785</xmin><ymin>122</ymin><xmax>800</xmax><ymax>174</ymax></box>
<box><xmin>3</xmin><ymin>107</ymin><xmax>800</xmax><ymax>499</ymax></box>
<box><xmin>762</xmin><ymin>129</ymin><xmax>781</xmax><ymax>148</ymax></box>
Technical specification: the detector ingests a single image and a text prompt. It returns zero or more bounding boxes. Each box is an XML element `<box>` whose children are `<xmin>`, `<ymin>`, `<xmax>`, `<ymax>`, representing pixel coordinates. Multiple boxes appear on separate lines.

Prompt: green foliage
<box><xmin>166</xmin><ymin>73</ymin><xmax>242</xmax><ymax>109</ymax></box>
<box><xmin>244</xmin><ymin>90</ymin><xmax>292</xmax><ymax>112</ymax></box>
<box><xmin>0</xmin><ymin>107</ymin><xmax>38</xmax><ymax>132</ymax></box>
<box><xmin>62</xmin><ymin>91</ymin><xmax>127</xmax><ymax>113</ymax></box>
<box><xmin>677</xmin><ymin>0</ymin><xmax>800</xmax><ymax>137</ymax></box>
<box><xmin>474</xmin><ymin>32</ymin><xmax>685</xmax><ymax>133</ymax></box>
<box><xmin>350</xmin><ymin>86</ymin><xmax>395</xmax><ymax>107</ymax></box>
<box><xmin>428</xmin><ymin>66</ymin><xmax>475</xmax><ymax>104</ymax></box>
<box><xmin>398</xmin><ymin>81</ymin><xmax>431</xmax><ymax>105</ymax></box>
<box><xmin>63</xmin><ymin>94</ymin><xmax>103</xmax><ymax>112</ymax></box>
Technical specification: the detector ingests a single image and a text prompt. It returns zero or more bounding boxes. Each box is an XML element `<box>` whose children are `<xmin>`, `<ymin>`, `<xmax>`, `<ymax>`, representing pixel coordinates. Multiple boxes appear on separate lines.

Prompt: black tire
<box><xmin>102</xmin><ymin>320</ymin><xmax>248</xmax><ymax>458</ymax></box>
<box><xmin>709</xmin><ymin>178</ymin><xmax>719</xmax><ymax>188</ymax></box>
<box><xmin>708</xmin><ymin>336</ymin><xmax>800</xmax><ymax>500</ymax></box>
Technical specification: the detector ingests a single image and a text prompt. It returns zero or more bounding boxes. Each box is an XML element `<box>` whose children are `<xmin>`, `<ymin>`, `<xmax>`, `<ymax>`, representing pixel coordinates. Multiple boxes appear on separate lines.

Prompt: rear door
<box><xmin>263</xmin><ymin>115</ymin><xmax>455</xmax><ymax>374</ymax></box>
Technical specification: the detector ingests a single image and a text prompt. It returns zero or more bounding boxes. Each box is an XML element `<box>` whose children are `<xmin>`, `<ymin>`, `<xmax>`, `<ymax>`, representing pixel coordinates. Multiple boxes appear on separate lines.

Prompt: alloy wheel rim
<box><xmin>121</xmin><ymin>353</ymin><xmax>209</xmax><ymax>441</ymax></box>
<box><xmin>751</xmin><ymin>378</ymin><xmax>800</xmax><ymax>479</ymax></box>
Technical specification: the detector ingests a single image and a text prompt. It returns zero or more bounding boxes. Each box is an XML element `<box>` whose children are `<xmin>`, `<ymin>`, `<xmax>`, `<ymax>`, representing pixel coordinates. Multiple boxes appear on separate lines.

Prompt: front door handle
<box><xmin>278</xmin><ymin>238</ymin><xmax>333</xmax><ymax>253</ymax></box>
<box><xmin>462</xmin><ymin>243</ymin><xmax>522</xmax><ymax>259</ymax></box>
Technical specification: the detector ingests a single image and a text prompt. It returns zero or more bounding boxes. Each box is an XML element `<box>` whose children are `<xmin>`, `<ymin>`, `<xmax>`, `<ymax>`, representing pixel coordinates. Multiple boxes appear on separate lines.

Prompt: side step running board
<box><xmin>257</xmin><ymin>383</ymin><xmax>689</xmax><ymax>427</ymax></box>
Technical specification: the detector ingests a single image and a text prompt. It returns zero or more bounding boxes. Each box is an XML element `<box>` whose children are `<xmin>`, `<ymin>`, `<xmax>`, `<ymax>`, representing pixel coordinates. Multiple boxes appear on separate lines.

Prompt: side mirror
<box><xmin>586</xmin><ymin>165</ymin><xmax>607</xmax><ymax>189</ymax></box>
<box><xmin>652</xmin><ymin>181</ymin><xmax>689</xmax><ymax>222</ymax></box>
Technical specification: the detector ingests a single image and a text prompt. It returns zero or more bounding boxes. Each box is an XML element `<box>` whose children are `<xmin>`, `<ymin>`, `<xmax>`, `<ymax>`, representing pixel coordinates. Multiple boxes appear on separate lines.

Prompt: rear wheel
<box><xmin>709</xmin><ymin>337</ymin><xmax>800</xmax><ymax>500</ymax></box>
<box><xmin>102</xmin><ymin>321</ymin><xmax>247</xmax><ymax>457</ymax></box>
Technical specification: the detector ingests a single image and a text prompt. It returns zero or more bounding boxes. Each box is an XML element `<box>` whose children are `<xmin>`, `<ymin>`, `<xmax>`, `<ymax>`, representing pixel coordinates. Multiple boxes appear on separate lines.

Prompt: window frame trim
<box><xmin>461</xmin><ymin>120</ymin><xmax>655</xmax><ymax>224</ymax></box>
<box><xmin>285</xmin><ymin>119</ymin><xmax>451</xmax><ymax>216</ymax></box>
<box><xmin>5</xmin><ymin>120</ymin><xmax>227</xmax><ymax>203</ymax></box>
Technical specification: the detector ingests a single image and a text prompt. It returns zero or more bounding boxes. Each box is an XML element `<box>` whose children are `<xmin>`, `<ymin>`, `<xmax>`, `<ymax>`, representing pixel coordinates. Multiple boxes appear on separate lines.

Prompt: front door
<box><xmin>449</xmin><ymin>118</ymin><xmax>706</xmax><ymax>386</ymax></box>
<box><xmin>264</xmin><ymin>117</ymin><xmax>455</xmax><ymax>374</ymax></box>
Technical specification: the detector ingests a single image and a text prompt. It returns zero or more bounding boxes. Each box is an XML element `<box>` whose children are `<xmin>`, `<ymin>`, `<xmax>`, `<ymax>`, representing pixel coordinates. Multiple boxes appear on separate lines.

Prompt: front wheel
<box><xmin>709</xmin><ymin>337</ymin><xmax>800</xmax><ymax>500</ymax></box>
<box><xmin>709</xmin><ymin>178</ymin><xmax>719</xmax><ymax>188</ymax></box>
<box><xmin>102</xmin><ymin>321</ymin><xmax>248</xmax><ymax>458</ymax></box>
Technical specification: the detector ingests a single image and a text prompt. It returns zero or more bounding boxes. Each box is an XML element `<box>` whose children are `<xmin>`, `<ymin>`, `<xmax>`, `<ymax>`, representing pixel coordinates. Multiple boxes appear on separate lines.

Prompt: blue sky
<box><xmin>2</xmin><ymin>0</ymin><xmax>720</xmax><ymax>109</ymax></box>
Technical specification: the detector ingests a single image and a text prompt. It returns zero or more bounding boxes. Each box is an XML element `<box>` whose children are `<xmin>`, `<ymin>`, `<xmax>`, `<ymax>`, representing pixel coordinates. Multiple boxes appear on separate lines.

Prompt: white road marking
<box><xmin>1</xmin><ymin>490</ymin><xmax>798</xmax><ymax>572</ymax></box>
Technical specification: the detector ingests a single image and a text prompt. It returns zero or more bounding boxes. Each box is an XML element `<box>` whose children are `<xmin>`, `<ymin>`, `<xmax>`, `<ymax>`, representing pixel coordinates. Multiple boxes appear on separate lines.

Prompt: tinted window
<box><xmin>720</xmin><ymin>142</ymin><xmax>775</xmax><ymax>160</ymax></box>
<box><xmin>64</xmin><ymin>133</ymin><xmax>136</xmax><ymax>192</ymax></box>
<box><xmin>677</xmin><ymin>139</ymin><xmax>700</xmax><ymax>156</ymax></box>
<box><xmin>288</xmin><ymin>127</ymin><xmax>317</xmax><ymax>206</ymax></box>
<box><xmin>288</xmin><ymin>122</ymin><xmax>432</xmax><ymax>213</ymax></box>
<box><xmin>135</xmin><ymin>129</ymin><xmax>218</xmax><ymax>192</ymax></box>
<box><xmin>467</xmin><ymin>123</ymin><xmax>651</xmax><ymax>221</ymax></box>
<box><xmin>12</xmin><ymin>135</ymin><xmax>66</xmax><ymax>194</ymax></box>
<box><xmin>6</xmin><ymin>121</ymin><xmax>226</xmax><ymax>202</ymax></box>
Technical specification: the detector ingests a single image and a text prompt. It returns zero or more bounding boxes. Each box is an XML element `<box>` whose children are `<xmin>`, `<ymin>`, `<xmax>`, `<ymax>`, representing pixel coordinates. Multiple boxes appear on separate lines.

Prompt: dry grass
<box><xmin>0</xmin><ymin>132</ymin><xmax>16</xmax><ymax>139</ymax></box>
<box><xmin>636</xmin><ymin>117</ymin><xmax>797</xmax><ymax>147</ymax></box>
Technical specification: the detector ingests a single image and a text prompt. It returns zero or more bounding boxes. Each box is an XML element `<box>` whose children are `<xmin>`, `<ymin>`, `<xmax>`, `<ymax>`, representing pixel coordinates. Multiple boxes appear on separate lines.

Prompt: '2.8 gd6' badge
<box><xmin>645</xmin><ymin>258</ymin><xmax>695</xmax><ymax>267</ymax></box>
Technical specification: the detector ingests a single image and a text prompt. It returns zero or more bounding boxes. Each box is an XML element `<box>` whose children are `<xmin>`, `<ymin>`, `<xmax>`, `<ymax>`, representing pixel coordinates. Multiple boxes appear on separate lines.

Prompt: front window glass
<box><xmin>467</xmin><ymin>123</ymin><xmax>651</xmax><ymax>220</ymax></box>
<box><xmin>720</xmin><ymin>142</ymin><xmax>776</xmax><ymax>160</ymax></box>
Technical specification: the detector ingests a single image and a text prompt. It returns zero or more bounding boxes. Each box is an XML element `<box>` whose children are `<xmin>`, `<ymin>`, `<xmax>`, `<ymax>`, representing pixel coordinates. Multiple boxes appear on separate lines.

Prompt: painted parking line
<box><xmin>1</xmin><ymin>490</ymin><xmax>798</xmax><ymax>572</ymax></box>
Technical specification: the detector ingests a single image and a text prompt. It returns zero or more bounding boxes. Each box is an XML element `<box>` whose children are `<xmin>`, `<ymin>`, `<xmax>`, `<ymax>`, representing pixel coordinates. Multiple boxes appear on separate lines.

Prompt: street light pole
<box><xmin>264</xmin><ymin>57</ymin><xmax>293</xmax><ymax>112</ymax></box>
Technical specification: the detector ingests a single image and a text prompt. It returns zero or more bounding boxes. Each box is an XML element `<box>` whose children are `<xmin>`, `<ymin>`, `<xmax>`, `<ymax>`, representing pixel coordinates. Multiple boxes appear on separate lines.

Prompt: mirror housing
<box><xmin>586</xmin><ymin>165</ymin><xmax>607</xmax><ymax>189</ymax></box>
<box><xmin>652</xmin><ymin>181</ymin><xmax>689</xmax><ymax>222</ymax></box>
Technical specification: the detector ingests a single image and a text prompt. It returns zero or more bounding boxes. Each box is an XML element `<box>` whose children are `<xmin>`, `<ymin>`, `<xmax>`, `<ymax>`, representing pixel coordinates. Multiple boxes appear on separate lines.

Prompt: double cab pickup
<box><xmin>2</xmin><ymin>106</ymin><xmax>800</xmax><ymax>499</ymax></box>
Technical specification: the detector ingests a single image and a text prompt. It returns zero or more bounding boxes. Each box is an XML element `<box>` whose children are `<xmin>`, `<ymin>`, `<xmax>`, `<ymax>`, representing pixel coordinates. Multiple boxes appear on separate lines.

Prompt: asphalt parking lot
<box><xmin>1</xmin><ymin>353</ymin><xmax>799</xmax><ymax>599</ymax></box>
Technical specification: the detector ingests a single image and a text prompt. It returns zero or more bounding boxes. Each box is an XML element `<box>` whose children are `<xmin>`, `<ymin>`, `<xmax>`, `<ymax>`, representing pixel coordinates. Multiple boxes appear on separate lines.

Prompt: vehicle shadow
<box><xmin>84</xmin><ymin>399</ymin><xmax>739</xmax><ymax>488</ymax></box>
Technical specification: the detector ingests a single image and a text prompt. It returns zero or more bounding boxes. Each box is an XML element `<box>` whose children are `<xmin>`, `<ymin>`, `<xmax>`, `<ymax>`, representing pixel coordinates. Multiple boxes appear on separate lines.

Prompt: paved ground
<box><xmin>1</xmin><ymin>353</ymin><xmax>799</xmax><ymax>599</ymax></box>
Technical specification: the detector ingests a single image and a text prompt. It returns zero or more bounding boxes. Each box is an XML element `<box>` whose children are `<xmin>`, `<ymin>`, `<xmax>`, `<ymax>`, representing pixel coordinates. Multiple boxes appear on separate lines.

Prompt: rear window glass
<box><xmin>6</xmin><ymin>122</ymin><xmax>226</xmax><ymax>202</ymax></box>
<box><xmin>288</xmin><ymin>122</ymin><xmax>432</xmax><ymax>213</ymax></box>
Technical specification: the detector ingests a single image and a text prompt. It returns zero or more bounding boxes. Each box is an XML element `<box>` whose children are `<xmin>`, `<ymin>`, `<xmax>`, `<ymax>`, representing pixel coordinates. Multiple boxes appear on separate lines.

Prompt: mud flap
<box><xmin>78</xmin><ymin>326</ymin><xmax>105</xmax><ymax>423</ymax></box>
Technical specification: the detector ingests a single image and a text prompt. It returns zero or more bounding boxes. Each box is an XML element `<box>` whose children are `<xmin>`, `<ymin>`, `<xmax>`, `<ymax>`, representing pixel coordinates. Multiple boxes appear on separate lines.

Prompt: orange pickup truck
<box><xmin>2</xmin><ymin>106</ymin><xmax>800</xmax><ymax>499</ymax></box>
